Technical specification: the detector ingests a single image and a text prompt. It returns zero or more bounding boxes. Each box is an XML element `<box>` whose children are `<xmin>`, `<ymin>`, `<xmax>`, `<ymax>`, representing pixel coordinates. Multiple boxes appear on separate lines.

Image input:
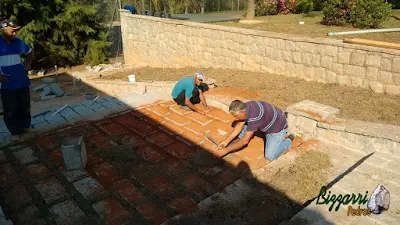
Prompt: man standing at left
<box><xmin>0</xmin><ymin>19</ymin><xmax>33</xmax><ymax>142</ymax></box>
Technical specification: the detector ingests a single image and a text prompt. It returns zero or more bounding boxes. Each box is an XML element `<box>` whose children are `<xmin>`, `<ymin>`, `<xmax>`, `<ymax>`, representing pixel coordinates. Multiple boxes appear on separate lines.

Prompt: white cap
<box><xmin>195</xmin><ymin>72</ymin><xmax>205</xmax><ymax>81</ymax></box>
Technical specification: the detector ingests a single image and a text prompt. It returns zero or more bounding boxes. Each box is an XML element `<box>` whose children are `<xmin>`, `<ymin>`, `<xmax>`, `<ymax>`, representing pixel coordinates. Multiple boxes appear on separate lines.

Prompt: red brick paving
<box><xmin>93</xmin><ymin>198</ymin><xmax>132</xmax><ymax>225</ymax></box>
<box><xmin>168</xmin><ymin>195</ymin><xmax>198</xmax><ymax>215</ymax></box>
<box><xmin>137</xmin><ymin>202</ymin><xmax>168</xmax><ymax>225</ymax></box>
<box><xmin>10</xmin><ymin>204</ymin><xmax>45</xmax><ymax>225</ymax></box>
<box><xmin>0</xmin><ymin>100</ymin><xmax>301</xmax><ymax>225</ymax></box>
<box><xmin>169</xmin><ymin>104</ymin><xmax>193</xmax><ymax>115</ymax></box>
<box><xmin>112</xmin><ymin>180</ymin><xmax>145</xmax><ymax>204</ymax></box>
<box><xmin>140</xmin><ymin>176</ymin><xmax>175</xmax><ymax>199</ymax></box>
<box><xmin>0</xmin><ymin>164</ymin><xmax>20</xmax><ymax>187</ymax></box>
<box><xmin>146</xmin><ymin>132</ymin><xmax>175</xmax><ymax>148</ymax></box>
<box><xmin>3</xmin><ymin>183</ymin><xmax>32</xmax><ymax>211</ymax></box>
<box><xmin>164</xmin><ymin>141</ymin><xmax>195</xmax><ymax>159</ymax></box>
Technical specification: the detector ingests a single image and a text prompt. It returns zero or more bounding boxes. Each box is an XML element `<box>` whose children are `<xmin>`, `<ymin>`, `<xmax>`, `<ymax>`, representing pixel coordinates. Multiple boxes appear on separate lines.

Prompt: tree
<box><xmin>246</xmin><ymin>0</ymin><xmax>255</xmax><ymax>20</ymax></box>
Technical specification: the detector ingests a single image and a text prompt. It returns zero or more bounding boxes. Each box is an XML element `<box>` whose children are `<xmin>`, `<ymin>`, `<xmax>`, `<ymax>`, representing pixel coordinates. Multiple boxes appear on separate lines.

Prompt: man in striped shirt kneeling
<box><xmin>217</xmin><ymin>100</ymin><xmax>295</xmax><ymax>160</ymax></box>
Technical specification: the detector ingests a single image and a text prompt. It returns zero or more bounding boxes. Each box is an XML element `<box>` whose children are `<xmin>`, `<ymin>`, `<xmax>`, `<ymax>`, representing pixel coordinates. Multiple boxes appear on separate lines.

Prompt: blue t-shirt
<box><xmin>171</xmin><ymin>76</ymin><xmax>202</xmax><ymax>99</ymax></box>
<box><xmin>123</xmin><ymin>5</ymin><xmax>137</xmax><ymax>14</ymax></box>
<box><xmin>0</xmin><ymin>37</ymin><xmax>32</xmax><ymax>90</ymax></box>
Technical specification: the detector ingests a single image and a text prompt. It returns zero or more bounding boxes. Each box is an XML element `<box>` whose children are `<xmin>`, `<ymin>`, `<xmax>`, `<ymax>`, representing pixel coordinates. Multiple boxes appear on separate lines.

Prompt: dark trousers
<box><xmin>173</xmin><ymin>88</ymin><xmax>200</xmax><ymax>106</ymax></box>
<box><xmin>1</xmin><ymin>87</ymin><xmax>31</xmax><ymax>135</ymax></box>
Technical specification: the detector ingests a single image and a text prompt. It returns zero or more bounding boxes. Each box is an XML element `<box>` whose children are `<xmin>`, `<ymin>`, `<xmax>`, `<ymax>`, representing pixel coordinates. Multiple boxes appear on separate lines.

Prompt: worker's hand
<box><xmin>198</xmin><ymin>110</ymin><xmax>206</xmax><ymax>115</ymax></box>
<box><xmin>0</xmin><ymin>74</ymin><xmax>9</xmax><ymax>83</ymax></box>
<box><xmin>217</xmin><ymin>141</ymin><xmax>229</xmax><ymax>150</ymax></box>
<box><xmin>205</xmin><ymin>106</ymin><xmax>212</xmax><ymax>111</ymax></box>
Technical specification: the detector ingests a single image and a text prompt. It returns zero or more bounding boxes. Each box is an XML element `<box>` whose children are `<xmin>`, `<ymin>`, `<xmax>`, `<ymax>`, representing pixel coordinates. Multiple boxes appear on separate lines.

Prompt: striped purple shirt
<box><xmin>245</xmin><ymin>101</ymin><xmax>287</xmax><ymax>134</ymax></box>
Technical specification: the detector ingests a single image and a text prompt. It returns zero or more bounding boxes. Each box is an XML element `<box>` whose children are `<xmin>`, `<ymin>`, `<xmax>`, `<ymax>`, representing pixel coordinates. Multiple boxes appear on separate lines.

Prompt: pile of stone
<box><xmin>86</xmin><ymin>62</ymin><xmax>122</xmax><ymax>73</ymax></box>
<box><xmin>33</xmin><ymin>77</ymin><xmax>70</xmax><ymax>101</ymax></box>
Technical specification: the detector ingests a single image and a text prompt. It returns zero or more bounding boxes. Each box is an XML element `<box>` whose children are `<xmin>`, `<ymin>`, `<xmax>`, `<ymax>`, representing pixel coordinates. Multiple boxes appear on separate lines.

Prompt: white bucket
<box><xmin>128</xmin><ymin>74</ymin><xmax>136</xmax><ymax>83</ymax></box>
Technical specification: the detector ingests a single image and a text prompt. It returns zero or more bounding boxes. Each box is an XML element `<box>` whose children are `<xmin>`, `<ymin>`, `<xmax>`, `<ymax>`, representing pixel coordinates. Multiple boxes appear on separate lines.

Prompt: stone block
<box><xmin>31</xmin><ymin>115</ymin><xmax>46</xmax><ymax>125</ymax></box>
<box><xmin>33</xmin><ymin>84</ymin><xmax>46</xmax><ymax>92</ymax></box>
<box><xmin>348</xmin><ymin>76</ymin><xmax>363</xmax><ymax>87</ymax></box>
<box><xmin>293</xmin><ymin>52</ymin><xmax>302</xmax><ymax>63</ymax></box>
<box><xmin>73</xmin><ymin>106</ymin><xmax>94</xmax><ymax>117</ymax></box>
<box><xmin>392</xmin><ymin>56</ymin><xmax>400</xmax><ymax>73</ymax></box>
<box><xmin>321</xmin><ymin>56</ymin><xmax>333</xmax><ymax>69</ymax></box>
<box><xmin>379</xmin><ymin>71</ymin><xmax>393</xmax><ymax>83</ymax></box>
<box><xmin>13</xmin><ymin>148</ymin><xmax>38</xmax><ymax>165</ymax></box>
<box><xmin>42</xmin><ymin>77</ymin><xmax>55</xmax><ymax>84</ymax></box>
<box><xmin>350</xmin><ymin>52</ymin><xmax>366</xmax><ymax>66</ymax></box>
<box><xmin>366</xmin><ymin>67</ymin><xmax>379</xmax><ymax>80</ymax></box>
<box><xmin>385</xmin><ymin>85</ymin><xmax>400</xmax><ymax>95</ymax></box>
<box><xmin>312</xmin><ymin>54</ymin><xmax>321</xmax><ymax>66</ymax></box>
<box><xmin>49</xmin><ymin>83</ymin><xmax>64</xmax><ymax>97</ymax></box>
<box><xmin>45</xmin><ymin>115</ymin><xmax>66</xmax><ymax>125</ymax></box>
<box><xmin>325</xmin><ymin>70</ymin><xmax>337</xmax><ymax>84</ymax></box>
<box><xmin>344</xmin><ymin>65</ymin><xmax>366</xmax><ymax>78</ymax></box>
<box><xmin>380</xmin><ymin>57</ymin><xmax>392</xmax><ymax>71</ymax></box>
<box><xmin>369</xmin><ymin>81</ymin><xmax>385</xmax><ymax>93</ymax></box>
<box><xmin>366</xmin><ymin>54</ymin><xmax>381</xmax><ymax>67</ymax></box>
<box><xmin>338</xmin><ymin>51</ymin><xmax>350</xmax><ymax>64</ymax></box>
<box><xmin>40</xmin><ymin>87</ymin><xmax>53</xmax><ymax>97</ymax></box>
<box><xmin>302</xmin><ymin>52</ymin><xmax>313</xmax><ymax>65</ymax></box>
<box><xmin>61</xmin><ymin>136</ymin><xmax>87</xmax><ymax>170</ymax></box>
<box><xmin>34</xmin><ymin>176</ymin><xmax>67</xmax><ymax>204</ymax></box>
<box><xmin>73</xmin><ymin>177</ymin><xmax>106</xmax><ymax>202</ymax></box>
<box><xmin>392</xmin><ymin>73</ymin><xmax>400</xmax><ymax>85</ymax></box>
<box><xmin>33</xmin><ymin>122</ymin><xmax>53</xmax><ymax>131</ymax></box>
<box><xmin>49</xmin><ymin>200</ymin><xmax>85</xmax><ymax>225</ymax></box>
<box><xmin>40</xmin><ymin>95</ymin><xmax>56</xmax><ymax>101</ymax></box>
<box><xmin>332</xmin><ymin>63</ymin><xmax>343</xmax><ymax>74</ymax></box>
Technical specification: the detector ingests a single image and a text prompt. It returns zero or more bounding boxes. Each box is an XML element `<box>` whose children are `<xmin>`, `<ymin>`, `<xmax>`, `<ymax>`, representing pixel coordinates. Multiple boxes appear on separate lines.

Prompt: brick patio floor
<box><xmin>0</xmin><ymin>100</ymin><xmax>298</xmax><ymax>225</ymax></box>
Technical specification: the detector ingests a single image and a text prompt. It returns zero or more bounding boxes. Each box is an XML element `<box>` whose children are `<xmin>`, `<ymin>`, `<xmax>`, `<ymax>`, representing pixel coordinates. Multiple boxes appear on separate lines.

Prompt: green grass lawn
<box><xmin>214</xmin><ymin>10</ymin><xmax>400</xmax><ymax>43</ymax></box>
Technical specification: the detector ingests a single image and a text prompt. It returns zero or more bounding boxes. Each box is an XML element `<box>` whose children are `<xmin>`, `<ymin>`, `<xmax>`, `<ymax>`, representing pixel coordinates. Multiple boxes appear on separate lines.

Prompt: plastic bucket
<box><xmin>128</xmin><ymin>75</ymin><xmax>136</xmax><ymax>83</ymax></box>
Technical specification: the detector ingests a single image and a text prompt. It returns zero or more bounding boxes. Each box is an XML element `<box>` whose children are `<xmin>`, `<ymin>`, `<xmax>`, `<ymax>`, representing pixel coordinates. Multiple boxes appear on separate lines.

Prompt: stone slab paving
<box><xmin>284</xmin><ymin>142</ymin><xmax>400</xmax><ymax>225</ymax></box>
<box><xmin>0</xmin><ymin>100</ymin><xmax>288</xmax><ymax>225</ymax></box>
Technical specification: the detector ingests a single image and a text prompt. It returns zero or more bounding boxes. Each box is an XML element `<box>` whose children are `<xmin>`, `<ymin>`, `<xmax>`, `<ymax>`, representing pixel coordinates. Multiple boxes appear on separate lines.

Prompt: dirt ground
<box><xmin>101</xmin><ymin>67</ymin><xmax>400</xmax><ymax>126</ymax></box>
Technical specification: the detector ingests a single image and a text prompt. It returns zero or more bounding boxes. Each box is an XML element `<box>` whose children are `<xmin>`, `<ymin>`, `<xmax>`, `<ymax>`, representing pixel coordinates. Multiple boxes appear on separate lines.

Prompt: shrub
<box><xmin>313</xmin><ymin>0</ymin><xmax>328</xmax><ymax>11</ymax></box>
<box><xmin>295</xmin><ymin>0</ymin><xmax>315</xmax><ymax>13</ymax></box>
<box><xmin>84</xmin><ymin>32</ymin><xmax>112</xmax><ymax>66</ymax></box>
<box><xmin>255</xmin><ymin>0</ymin><xmax>279</xmax><ymax>16</ymax></box>
<box><xmin>349</xmin><ymin>0</ymin><xmax>392</xmax><ymax>28</ymax></box>
<box><xmin>321</xmin><ymin>0</ymin><xmax>353</xmax><ymax>26</ymax></box>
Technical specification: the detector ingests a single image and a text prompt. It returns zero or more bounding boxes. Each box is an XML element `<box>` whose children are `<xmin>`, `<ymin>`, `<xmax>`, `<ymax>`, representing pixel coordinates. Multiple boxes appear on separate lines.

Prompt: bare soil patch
<box><xmin>100</xmin><ymin>67</ymin><xmax>400</xmax><ymax>126</ymax></box>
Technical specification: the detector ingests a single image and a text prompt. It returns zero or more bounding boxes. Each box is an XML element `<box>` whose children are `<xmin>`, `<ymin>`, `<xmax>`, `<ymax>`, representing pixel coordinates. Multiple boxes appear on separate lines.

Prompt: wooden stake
<box><xmin>344</xmin><ymin>38</ymin><xmax>400</xmax><ymax>51</ymax></box>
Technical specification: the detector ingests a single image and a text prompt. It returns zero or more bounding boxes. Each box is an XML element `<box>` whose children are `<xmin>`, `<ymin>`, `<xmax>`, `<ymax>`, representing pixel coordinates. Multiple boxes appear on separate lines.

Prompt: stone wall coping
<box><xmin>88</xmin><ymin>79</ymin><xmax>176</xmax><ymax>87</ymax></box>
<box><xmin>121</xmin><ymin>10</ymin><xmax>400</xmax><ymax>56</ymax></box>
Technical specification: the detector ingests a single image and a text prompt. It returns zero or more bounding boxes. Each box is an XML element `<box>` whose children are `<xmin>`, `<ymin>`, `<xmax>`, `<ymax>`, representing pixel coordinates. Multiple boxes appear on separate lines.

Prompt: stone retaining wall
<box><xmin>120</xmin><ymin>10</ymin><xmax>400</xmax><ymax>95</ymax></box>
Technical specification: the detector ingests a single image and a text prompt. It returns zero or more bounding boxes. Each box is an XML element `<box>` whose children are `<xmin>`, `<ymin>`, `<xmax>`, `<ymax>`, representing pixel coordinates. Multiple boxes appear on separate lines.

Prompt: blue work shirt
<box><xmin>123</xmin><ymin>5</ymin><xmax>137</xmax><ymax>14</ymax></box>
<box><xmin>171</xmin><ymin>76</ymin><xmax>202</xmax><ymax>99</ymax></box>
<box><xmin>0</xmin><ymin>37</ymin><xmax>32</xmax><ymax>90</ymax></box>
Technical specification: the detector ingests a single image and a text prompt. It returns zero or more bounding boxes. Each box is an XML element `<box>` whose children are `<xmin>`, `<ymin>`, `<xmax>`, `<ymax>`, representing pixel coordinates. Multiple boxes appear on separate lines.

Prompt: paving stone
<box><xmin>169</xmin><ymin>105</ymin><xmax>193</xmax><ymax>115</ymax></box>
<box><xmin>142</xmin><ymin>111</ymin><xmax>167</xmax><ymax>125</ymax></box>
<box><xmin>59</xmin><ymin>107</ymin><xmax>76</xmax><ymax>117</ymax></box>
<box><xmin>0</xmin><ymin>164</ymin><xmax>19</xmax><ymax>187</ymax></box>
<box><xmin>69</xmin><ymin>103</ymin><xmax>83</xmax><ymax>109</ymax></box>
<box><xmin>0</xmin><ymin>151</ymin><xmax>6</xmax><ymax>164</ymax></box>
<box><xmin>182</xmin><ymin>173</ymin><xmax>217</xmax><ymax>199</ymax></box>
<box><xmin>137</xmin><ymin>145</ymin><xmax>166</xmax><ymax>162</ymax></box>
<box><xmin>99</xmin><ymin>122</ymin><xmax>128</xmax><ymax>136</ymax></box>
<box><xmin>40</xmin><ymin>87</ymin><xmax>53</xmax><ymax>97</ymax></box>
<box><xmin>73</xmin><ymin>177</ymin><xmax>106</xmax><ymax>202</ymax></box>
<box><xmin>42</xmin><ymin>77</ymin><xmax>56</xmax><ymax>84</ymax></box>
<box><xmin>160</xmin><ymin>101</ymin><xmax>176</xmax><ymax>107</ymax></box>
<box><xmin>165</xmin><ymin>112</ymin><xmax>191</xmax><ymax>126</ymax></box>
<box><xmin>178</xmin><ymin>131</ymin><xmax>206</xmax><ymax>146</ymax></box>
<box><xmin>136</xmin><ymin>202</ymin><xmax>168</xmax><ymax>225</ymax></box>
<box><xmin>154</xmin><ymin>158</ymin><xmax>188</xmax><ymax>179</ymax></box>
<box><xmin>31</xmin><ymin>115</ymin><xmax>46</xmax><ymax>125</ymax></box>
<box><xmin>61</xmin><ymin>169</ymin><xmax>89</xmax><ymax>183</ymax></box>
<box><xmin>23</xmin><ymin>163</ymin><xmax>51</xmax><ymax>181</ymax></box>
<box><xmin>10</xmin><ymin>204</ymin><xmax>45</xmax><ymax>225</ymax></box>
<box><xmin>146</xmin><ymin>132</ymin><xmax>175</xmax><ymax>147</ymax></box>
<box><xmin>147</xmin><ymin>104</ymin><xmax>171</xmax><ymax>116</ymax></box>
<box><xmin>44</xmin><ymin>115</ymin><xmax>66</xmax><ymax>126</ymax></box>
<box><xmin>198</xmin><ymin>166</ymin><xmax>224</xmax><ymax>177</ymax></box>
<box><xmin>87</xmin><ymin>133</ymin><xmax>112</xmax><ymax>149</ymax></box>
<box><xmin>187</xmin><ymin>113</ymin><xmax>213</xmax><ymax>126</ymax></box>
<box><xmin>92</xmin><ymin>198</ymin><xmax>132</xmax><ymax>225</ymax></box>
<box><xmin>113</xmin><ymin>113</ymin><xmax>142</xmax><ymax>127</ymax></box>
<box><xmin>211</xmin><ymin>169</ymin><xmax>240</xmax><ymax>191</ymax></box>
<box><xmin>88</xmin><ymin>102</ymin><xmax>102</xmax><ymax>110</ymax></box>
<box><xmin>3</xmin><ymin>183</ymin><xmax>32</xmax><ymax>211</ymax></box>
<box><xmin>206</xmin><ymin>108</ymin><xmax>235</xmax><ymax>123</ymax></box>
<box><xmin>132</xmin><ymin>107</ymin><xmax>152</xmax><ymax>118</ymax></box>
<box><xmin>62</xmin><ymin>113</ymin><xmax>82</xmax><ymax>122</ymax></box>
<box><xmin>49</xmin><ymin>200</ymin><xmax>85</xmax><ymax>225</ymax></box>
<box><xmin>13</xmin><ymin>147</ymin><xmax>39</xmax><ymax>165</ymax></box>
<box><xmin>36</xmin><ymin>135</ymin><xmax>55</xmax><ymax>151</ymax></box>
<box><xmin>33</xmin><ymin>122</ymin><xmax>53</xmax><ymax>131</ymax></box>
<box><xmin>49</xmin><ymin>83</ymin><xmax>64</xmax><ymax>97</ymax></box>
<box><xmin>48</xmin><ymin>149</ymin><xmax>64</xmax><ymax>166</ymax></box>
<box><xmin>168</xmin><ymin>195</ymin><xmax>198</xmax><ymax>215</ymax></box>
<box><xmin>120</xmin><ymin>133</ymin><xmax>148</xmax><ymax>147</ymax></box>
<box><xmin>112</xmin><ymin>179</ymin><xmax>145</xmax><ymax>204</ymax></box>
<box><xmin>140</xmin><ymin>176</ymin><xmax>175</xmax><ymax>199</ymax></box>
<box><xmin>86</xmin><ymin>150</ymin><xmax>104</xmax><ymax>167</ymax></box>
<box><xmin>87</xmin><ymin>162</ymin><xmax>121</xmax><ymax>187</ymax></box>
<box><xmin>33</xmin><ymin>84</ymin><xmax>47</xmax><ymax>92</ymax></box>
<box><xmin>73</xmin><ymin>106</ymin><xmax>95</xmax><ymax>117</ymax></box>
<box><xmin>130</xmin><ymin>164</ymin><xmax>156</xmax><ymax>182</ymax></box>
<box><xmin>101</xmin><ymin>101</ymin><xmax>120</xmax><ymax>109</ymax></box>
<box><xmin>92</xmin><ymin>106</ymin><xmax>111</xmax><ymax>113</ymax></box>
<box><xmin>164</xmin><ymin>142</ymin><xmax>195</xmax><ymax>159</ymax></box>
<box><xmin>34</xmin><ymin>176</ymin><xmax>67</xmax><ymax>204</ymax></box>
<box><xmin>159</xmin><ymin>121</ymin><xmax>186</xmax><ymax>136</ymax></box>
<box><xmin>185</xmin><ymin>122</ymin><xmax>208</xmax><ymax>135</ymax></box>
<box><xmin>131</xmin><ymin>122</ymin><xmax>158</xmax><ymax>137</ymax></box>
<box><xmin>41</xmin><ymin>94</ymin><xmax>57</xmax><ymax>101</ymax></box>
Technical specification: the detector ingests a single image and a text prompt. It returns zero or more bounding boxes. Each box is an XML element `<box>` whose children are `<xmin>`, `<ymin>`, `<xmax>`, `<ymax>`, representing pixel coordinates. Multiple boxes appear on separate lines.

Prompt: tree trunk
<box><xmin>141</xmin><ymin>0</ymin><xmax>145</xmax><ymax>10</ymax></box>
<box><xmin>246</xmin><ymin>0</ymin><xmax>255</xmax><ymax>20</ymax></box>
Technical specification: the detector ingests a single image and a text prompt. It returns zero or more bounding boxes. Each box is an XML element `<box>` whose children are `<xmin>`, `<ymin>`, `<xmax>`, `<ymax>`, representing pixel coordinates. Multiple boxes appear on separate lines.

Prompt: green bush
<box><xmin>321</xmin><ymin>0</ymin><xmax>352</xmax><ymax>26</ymax></box>
<box><xmin>295</xmin><ymin>0</ymin><xmax>315</xmax><ymax>13</ymax></box>
<box><xmin>255</xmin><ymin>0</ymin><xmax>279</xmax><ymax>16</ymax></box>
<box><xmin>84</xmin><ymin>32</ymin><xmax>112</xmax><ymax>66</ymax></box>
<box><xmin>349</xmin><ymin>0</ymin><xmax>392</xmax><ymax>28</ymax></box>
<box><xmin>313</xmin><ymin>0</ymin><xmax>328</xmax><ymax>10</ymax></box>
